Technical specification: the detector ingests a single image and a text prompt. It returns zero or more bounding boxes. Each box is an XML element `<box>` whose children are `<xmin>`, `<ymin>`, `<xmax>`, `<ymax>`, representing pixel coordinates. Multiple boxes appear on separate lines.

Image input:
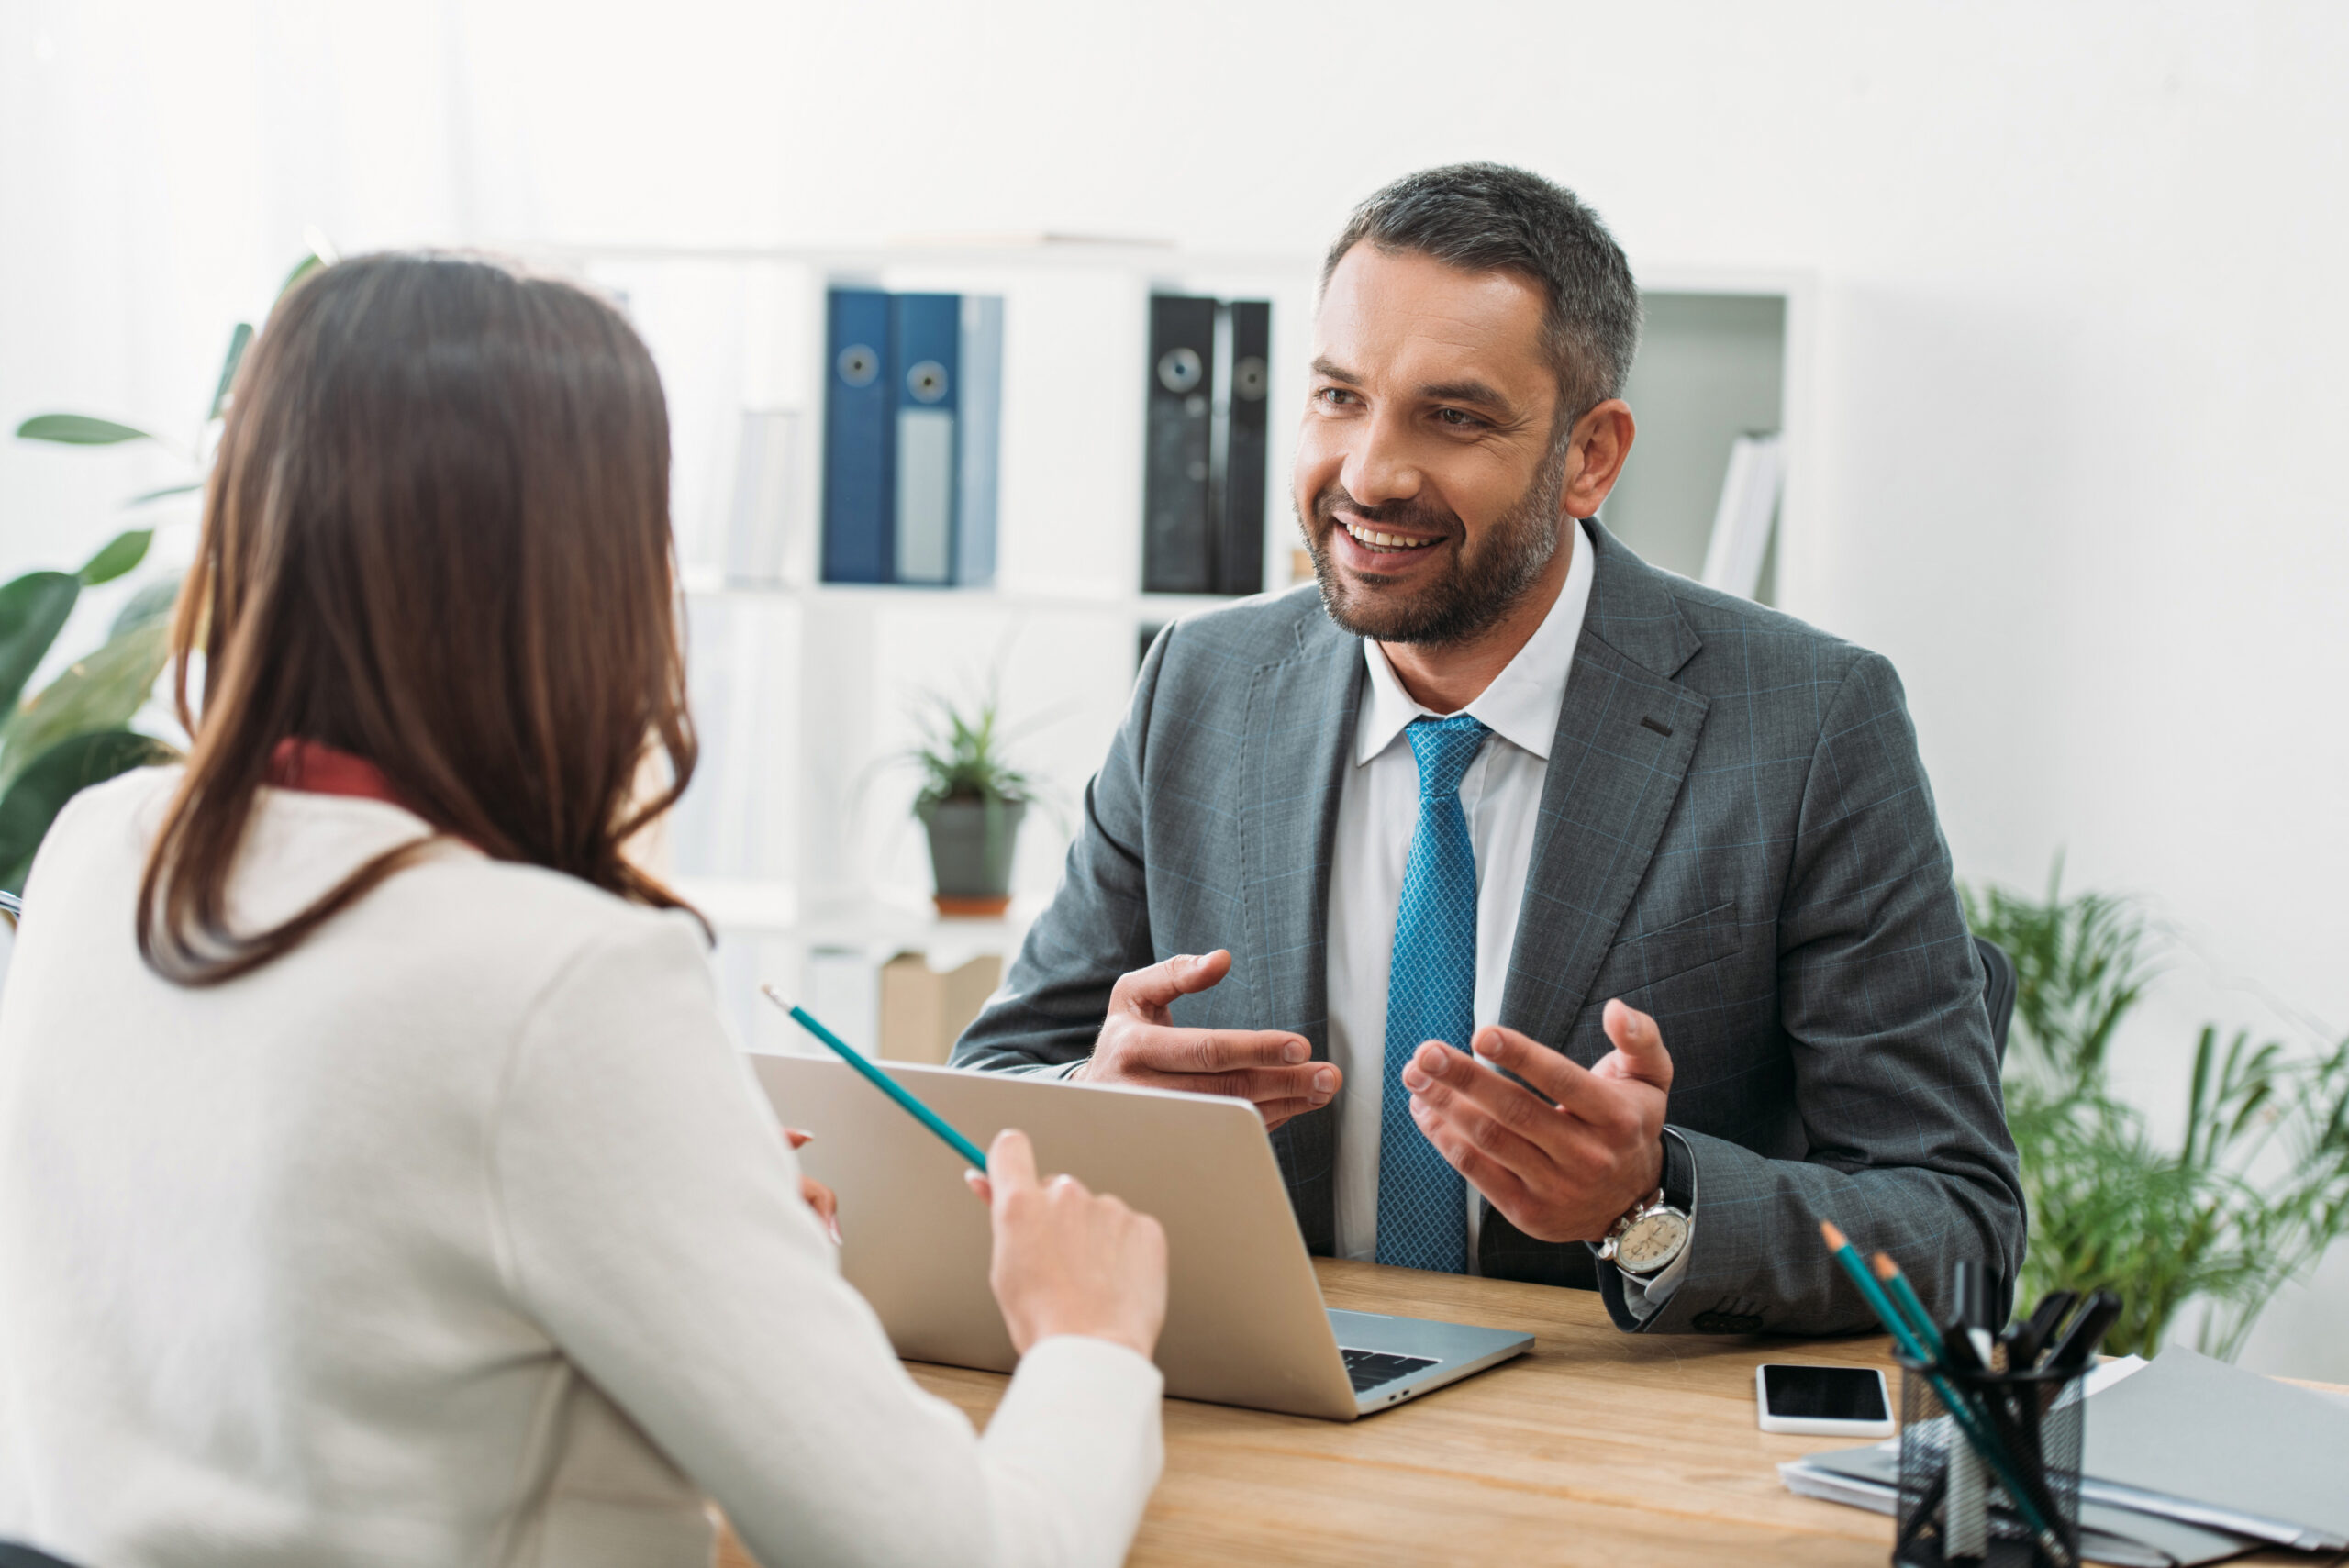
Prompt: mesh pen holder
<box><xmin>1892</xmin><ymin>1356</ymin><xmax>2085</xmax><ymax>1568</ymax></box>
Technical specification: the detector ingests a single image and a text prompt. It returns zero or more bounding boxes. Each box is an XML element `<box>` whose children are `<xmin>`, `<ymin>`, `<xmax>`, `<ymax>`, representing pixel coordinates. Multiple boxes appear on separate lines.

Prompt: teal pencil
<box><xmin>761</xmin><ymin>986</ymin><xmax>991</xmax><ymax>1172</ymax></box>
<box><xmin>1870</xmin><ymin>1251</ymin><xmax>1947</xmax><ymax>1362</ymax></box>
<box><xmin>1820</xmin><ymin>1224</ymin><xmax>2071</xmax><ymax>1568</ymax></box>
<box><xmin>1820</xmin><ymin>1222</ymin><xmax>1926</xmax><ymax>1358</ymax></box>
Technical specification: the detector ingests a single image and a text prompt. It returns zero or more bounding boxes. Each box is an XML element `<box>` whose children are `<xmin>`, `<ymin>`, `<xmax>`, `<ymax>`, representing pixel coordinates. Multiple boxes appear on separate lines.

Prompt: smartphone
<box><xmin>1753</xmin><ymin>1362</ymin><xmax>1895</xmax><ymax>1437</ymax></box>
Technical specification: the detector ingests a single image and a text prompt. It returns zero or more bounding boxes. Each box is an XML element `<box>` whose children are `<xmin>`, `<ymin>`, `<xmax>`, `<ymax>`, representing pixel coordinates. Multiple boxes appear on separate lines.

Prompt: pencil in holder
<box><xmin>1892</xmin><ymin>1356</ymin><xmax>2085</xmax><ymax>1568</ymax></box>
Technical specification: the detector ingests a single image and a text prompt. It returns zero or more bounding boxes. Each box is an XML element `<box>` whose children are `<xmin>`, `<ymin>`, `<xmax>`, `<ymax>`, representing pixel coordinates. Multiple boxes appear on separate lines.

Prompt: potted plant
<box><xmin>907</xmin><ymin>689</ymin><xmax>1034</xmax><ymax>917</ymax></box>
<box><xmin>1965</xmin><ymin>862</ymin><xmax>2349</xmax><ymax>1358</ymax></box>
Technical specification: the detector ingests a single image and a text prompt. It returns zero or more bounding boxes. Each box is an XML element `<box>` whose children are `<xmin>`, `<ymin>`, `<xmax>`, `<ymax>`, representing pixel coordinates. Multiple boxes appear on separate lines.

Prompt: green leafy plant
<box><xmin>0</xmin><ymin>539</ymin><xmax>181</xmax><ymax>890</ymax></box>
<box><xmin>0</xmin><ymin>250</ymin><xmax>334</xmax><ymax>893</ymax></box>
<box><xmin>1965</xmin><ymin>862</ymin><xmax>2349</xmax><ymax>1358</ymax></box>
<box><xmin>906</xmin><ymin>687</ymin><xmax>1032</xmax><ymax>810</ymax></box>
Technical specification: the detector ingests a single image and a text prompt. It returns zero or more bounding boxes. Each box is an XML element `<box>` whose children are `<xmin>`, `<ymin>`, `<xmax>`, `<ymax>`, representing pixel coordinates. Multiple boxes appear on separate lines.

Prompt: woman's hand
<box><xmin>783</xmin><ymin>1129</ymin><xmax>840</xmax><ymax>1245</ymax></box>
<box><xmin>963</xmin><ymin>1128</ymin><xmax>1167</xmax><ymax>1360</ymax></box>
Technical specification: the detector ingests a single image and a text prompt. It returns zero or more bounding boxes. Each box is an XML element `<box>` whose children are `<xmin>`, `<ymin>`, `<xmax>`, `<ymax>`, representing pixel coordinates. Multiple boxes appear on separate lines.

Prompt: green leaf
<box><xmin>128</xmin><ymin>482</ymin><xmax>202</xmax><ymax>506</ymax></box>
<box><xmin>279</xmin><ymin>252</ymin><xmax>326</xmax><ymax>298</ymax></box>
<box><xmin>0</xmin><ymin>728</ymin><xmax>177</xmax><ymax>894</ymax></box>
<box><xmin>208</xmin><ymin>321</ymin><xmax>254</xmax><ymax>420</ymax></box>
<box><xmin>108</xmin><ymin>574</ymin><xmax>183</xmax><ymax>639</ymax></box>
<box><xmin>15</xmin><ymin>413</ymin><xmax>158</xmax><ymax>446</ymax></box>
<box><xmin>0</xmin><ymin>616</ymin><xmax>172</xmax><ymax>796</ymax></box>
<box><xmin>0</xmin><ymin>573</ymin><xmax>81</xmax><ymax>715</ymax></box>
<box><xmin>76</xmin><ymin>528</ymin><xmax>151</xmax><ymax>586</ymax></box>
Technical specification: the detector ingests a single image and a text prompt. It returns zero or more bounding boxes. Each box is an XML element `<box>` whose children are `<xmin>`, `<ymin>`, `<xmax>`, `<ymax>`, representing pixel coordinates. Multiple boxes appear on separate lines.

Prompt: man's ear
<box><xmin>1563</xmin><ymin>399</ymin><xmax>1636</xmax><ymax>517</ymax></box>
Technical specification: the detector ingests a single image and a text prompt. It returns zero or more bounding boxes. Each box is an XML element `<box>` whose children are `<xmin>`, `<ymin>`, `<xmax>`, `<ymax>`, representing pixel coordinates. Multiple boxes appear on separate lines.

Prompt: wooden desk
<box><xmin>722</xmin><ymin>1259</ymin><xmax>2341</xmax><ymax>1567</ymax></box>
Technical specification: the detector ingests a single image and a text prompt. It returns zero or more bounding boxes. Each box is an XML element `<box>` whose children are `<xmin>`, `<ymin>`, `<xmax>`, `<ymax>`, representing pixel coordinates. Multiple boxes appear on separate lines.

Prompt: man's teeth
<box><xmin>1344</xmin><ymin>521</ymin><xmax>1440</xmax><ymax>550</ymax></box>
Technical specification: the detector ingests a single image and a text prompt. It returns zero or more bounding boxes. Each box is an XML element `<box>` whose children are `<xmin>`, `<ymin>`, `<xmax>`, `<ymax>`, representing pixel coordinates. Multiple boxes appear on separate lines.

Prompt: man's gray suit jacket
<box><xmin>952</xmin><ymin>524</ymin><xmax>2024</xmax><ymax>1336</ymax></box>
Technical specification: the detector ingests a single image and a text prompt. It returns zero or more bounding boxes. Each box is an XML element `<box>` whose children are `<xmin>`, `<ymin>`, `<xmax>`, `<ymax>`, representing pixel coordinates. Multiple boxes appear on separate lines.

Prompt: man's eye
<box><xmin>1317</xmin><ymin>386</ymin><xmax>1354</xmax><ymax>406</ymax></box>
<box><xmin>1434</xmin><ymin>407</ymin><xmax>1480</xmax><ymax>428</ymax></box>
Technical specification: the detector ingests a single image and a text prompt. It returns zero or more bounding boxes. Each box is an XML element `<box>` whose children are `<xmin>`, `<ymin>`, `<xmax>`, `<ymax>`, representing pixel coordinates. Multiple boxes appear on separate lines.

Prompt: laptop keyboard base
<box><xmin>1340</xmin><ymin>1347</ymin><xmax>1440</xmax><ymax>1393</ymax></box>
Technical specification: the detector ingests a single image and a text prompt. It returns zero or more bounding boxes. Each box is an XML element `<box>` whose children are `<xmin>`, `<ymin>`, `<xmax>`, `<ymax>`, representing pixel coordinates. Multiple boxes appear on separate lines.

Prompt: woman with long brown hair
<box><xmin>0</xmin><ymin>254</ymin><xmax>1166</xmax><ymax>1567</ymax></box>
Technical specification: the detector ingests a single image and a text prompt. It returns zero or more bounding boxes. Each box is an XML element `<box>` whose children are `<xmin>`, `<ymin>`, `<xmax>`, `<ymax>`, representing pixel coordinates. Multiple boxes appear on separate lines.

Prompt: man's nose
<box><xmin>1339</xmin><ymin>409</ymin><xmax>1425</xmax><ymax>509</ymax></box>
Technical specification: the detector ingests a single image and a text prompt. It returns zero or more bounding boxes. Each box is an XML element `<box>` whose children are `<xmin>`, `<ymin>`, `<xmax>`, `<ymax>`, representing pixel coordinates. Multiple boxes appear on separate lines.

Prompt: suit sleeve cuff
<box><xmin>980</xmin><ymin>1056</ymin><xmax>1092</xmax><ymax>1080</ymax></box>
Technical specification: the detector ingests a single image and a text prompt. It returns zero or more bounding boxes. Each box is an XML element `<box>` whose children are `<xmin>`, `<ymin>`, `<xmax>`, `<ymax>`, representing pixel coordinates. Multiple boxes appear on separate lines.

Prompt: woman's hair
<box><xmin>139</xmin><ymin>252</ymin><xmax>698</xmax><ymax>985</ymax></box>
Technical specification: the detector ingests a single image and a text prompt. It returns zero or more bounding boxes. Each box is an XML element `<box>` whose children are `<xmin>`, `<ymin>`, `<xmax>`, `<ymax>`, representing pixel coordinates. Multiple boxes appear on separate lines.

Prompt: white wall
<box><xmin>5</xmin><ymin>0</ymin><xmax>2344</xmax><ymax>1375</ymax></box>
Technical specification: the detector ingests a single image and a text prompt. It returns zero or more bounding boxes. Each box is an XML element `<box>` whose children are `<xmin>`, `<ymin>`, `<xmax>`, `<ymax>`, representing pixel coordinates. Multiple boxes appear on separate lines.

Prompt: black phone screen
<box><xmin>1760</xmin><ymin>1363</ymin><xmax>1889</xmax><ymax>1421</ymax></box>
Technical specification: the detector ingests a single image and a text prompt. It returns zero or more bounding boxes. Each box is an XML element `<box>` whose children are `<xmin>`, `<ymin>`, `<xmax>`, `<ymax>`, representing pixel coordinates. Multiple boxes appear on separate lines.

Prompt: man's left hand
<box><xmin>1399</xmin><ymin>998</ymin><xmax>1673</xmax><ymax>1245</ymax></box>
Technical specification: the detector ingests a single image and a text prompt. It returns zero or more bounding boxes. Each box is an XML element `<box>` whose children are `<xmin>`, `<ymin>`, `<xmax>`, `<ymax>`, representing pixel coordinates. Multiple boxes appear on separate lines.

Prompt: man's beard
<box><xmin>1298</xmin><ymin>454</ymin><xmax>1568</xmax><ymax>648</ymax></box>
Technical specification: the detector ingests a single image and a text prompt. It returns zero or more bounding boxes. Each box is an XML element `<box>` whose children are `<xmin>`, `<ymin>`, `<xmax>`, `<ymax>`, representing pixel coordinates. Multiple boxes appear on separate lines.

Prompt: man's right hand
<box><xmin>1077</xmin><ymin>950</ymin><xmax>1340</xmax><ymax>1130</ymax></box>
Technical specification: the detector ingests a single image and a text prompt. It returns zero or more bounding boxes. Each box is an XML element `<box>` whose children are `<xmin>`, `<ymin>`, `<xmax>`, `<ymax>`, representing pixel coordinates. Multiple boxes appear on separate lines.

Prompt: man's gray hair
<box><xmin>1320</xmin><ymin>162</ymin><xmax>1642</xmax><ymax>425</ymax></box>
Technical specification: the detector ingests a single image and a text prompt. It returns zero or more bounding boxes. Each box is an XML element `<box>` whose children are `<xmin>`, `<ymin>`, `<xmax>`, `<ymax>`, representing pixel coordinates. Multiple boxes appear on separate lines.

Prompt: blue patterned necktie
<box><xmin>1375</xmin><ymin>712</ymin><xmax>1490</xmax><ymax>1273</ymax></box>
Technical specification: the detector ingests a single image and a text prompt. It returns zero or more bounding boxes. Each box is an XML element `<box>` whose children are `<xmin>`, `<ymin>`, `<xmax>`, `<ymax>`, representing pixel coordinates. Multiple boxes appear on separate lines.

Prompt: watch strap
<box><xmin>1659</xmin><ymin>1124</ymin><xmax>1697</xmax><ymax>1213</ymax></box>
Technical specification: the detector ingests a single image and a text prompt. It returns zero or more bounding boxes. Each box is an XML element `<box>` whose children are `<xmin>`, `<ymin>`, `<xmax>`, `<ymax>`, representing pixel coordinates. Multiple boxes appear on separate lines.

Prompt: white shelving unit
<box><xmin>1613</xmin><ymin>266</ymin><xmax>1816</xmax><ymax>606</ymax></box>
<box><xmin>514</xmin><ymin>240</ymin><xmax>1812</xmax><ymax>1056</ymax></box>
<box><xmin>676</xmin><ymin>875</ymin><xmax>1048</xmax><ymax>1059</ymax></box>
<box><xmin>518</xmin><ymin>239</ymin><xmax>1324</xmax><ymax>1052</ymax></box>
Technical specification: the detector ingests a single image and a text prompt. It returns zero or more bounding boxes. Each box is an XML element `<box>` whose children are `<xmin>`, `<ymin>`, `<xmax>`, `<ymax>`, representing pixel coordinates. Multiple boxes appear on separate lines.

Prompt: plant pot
<box><xmin>916</xmin><ymin>795</ymin><xmax>1027</xmax><ymax>917</ymax></box>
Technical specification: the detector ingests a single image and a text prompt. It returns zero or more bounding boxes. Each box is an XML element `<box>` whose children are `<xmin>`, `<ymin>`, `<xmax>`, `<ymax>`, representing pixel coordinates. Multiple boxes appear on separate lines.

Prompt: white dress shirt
<box><xmin>1324</xmin><ymin>520</ymin><xmax>1689</xmax><ymax>1314</ymax></box>
<box><xmin>0</xmin><ymin>768</ymin><xmax>1163</xmax><ymax>1568</ymax></box>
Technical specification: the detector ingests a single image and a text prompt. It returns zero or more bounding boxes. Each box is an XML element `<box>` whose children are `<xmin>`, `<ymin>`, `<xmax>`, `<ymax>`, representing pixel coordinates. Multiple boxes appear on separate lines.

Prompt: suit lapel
<box><xmin>1498</xmin><ymin>525</ymin><xmax>1711</xmax><ymax>1055</ymax></box>
<box><xmin>1241</xmin><ymin>614</ymin><xmax>1360</xmax><ymax>1250</ymax></box>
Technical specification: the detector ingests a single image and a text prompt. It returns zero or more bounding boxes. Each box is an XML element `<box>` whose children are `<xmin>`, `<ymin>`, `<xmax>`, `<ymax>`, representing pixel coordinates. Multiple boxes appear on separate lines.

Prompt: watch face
<box><xmin>1617</xmin><ymin>1209</ymin><xmax>1689</xmax><ymax>1273</ymax></box>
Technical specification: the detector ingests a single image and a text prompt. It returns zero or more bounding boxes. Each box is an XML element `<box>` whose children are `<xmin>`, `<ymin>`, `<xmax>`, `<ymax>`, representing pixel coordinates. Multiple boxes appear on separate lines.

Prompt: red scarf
<box><xmin>266</xmin><ymin>738</ymin><xmax>421</xmax><ymax>817</ymax></box>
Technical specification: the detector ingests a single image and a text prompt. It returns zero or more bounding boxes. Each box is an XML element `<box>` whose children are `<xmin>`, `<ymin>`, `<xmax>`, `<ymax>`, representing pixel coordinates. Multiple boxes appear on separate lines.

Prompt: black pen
<box><xmin>2043</xmin><ymin>1291</ymin><xmax>2122</xmax><ymax>1373</ymax></box>
<box><xmin>1953</xmin><ymin>1259</ymin><xmax>1999</xmax><ymax>1368</ymax></box>
<box><xmin>2010</xmin><ymin>1290</ymin><xmax>2078</xmax><ymax>1371</ymax></box>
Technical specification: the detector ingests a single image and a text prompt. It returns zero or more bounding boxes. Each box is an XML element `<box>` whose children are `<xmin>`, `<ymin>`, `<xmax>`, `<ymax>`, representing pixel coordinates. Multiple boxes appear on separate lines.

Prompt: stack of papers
<box><xmin>1779</xmin><ymin>1348</ymin><xmax>2349</xmax><ymax>1567</ymax></box>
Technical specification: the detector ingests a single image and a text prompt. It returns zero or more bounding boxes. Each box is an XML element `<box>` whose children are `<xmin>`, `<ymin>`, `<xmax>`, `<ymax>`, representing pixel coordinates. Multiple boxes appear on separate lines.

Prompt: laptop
<box><xmin>750</xmin><ymin>1054</ymin><xmax>1532</xmax><ymax>1421</ymax></box>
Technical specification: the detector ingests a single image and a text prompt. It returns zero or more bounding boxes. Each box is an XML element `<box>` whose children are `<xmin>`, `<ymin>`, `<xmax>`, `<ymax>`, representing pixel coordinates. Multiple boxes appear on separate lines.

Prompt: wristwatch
<box><xmin>1596</xmin><ymin>1186</ymin><xmax>1691</xmax><ymax>1277</ymax></box>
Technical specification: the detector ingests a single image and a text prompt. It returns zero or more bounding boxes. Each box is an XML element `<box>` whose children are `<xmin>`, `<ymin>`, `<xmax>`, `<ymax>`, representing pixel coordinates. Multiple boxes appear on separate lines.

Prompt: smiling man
<box><xmin>954</xmin><ymin>164</ymin><xmax>2023</xmax><ymax>1335</ymax></box>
